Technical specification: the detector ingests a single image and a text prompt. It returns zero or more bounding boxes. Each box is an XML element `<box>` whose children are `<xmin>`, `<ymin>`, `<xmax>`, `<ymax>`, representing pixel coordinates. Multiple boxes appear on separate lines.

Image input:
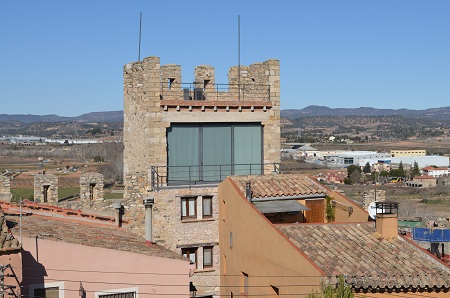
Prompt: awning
<box><xmin>253</xmin><ymin>200</ymin><xmax>310</xmax><ymax>214</ymax></box>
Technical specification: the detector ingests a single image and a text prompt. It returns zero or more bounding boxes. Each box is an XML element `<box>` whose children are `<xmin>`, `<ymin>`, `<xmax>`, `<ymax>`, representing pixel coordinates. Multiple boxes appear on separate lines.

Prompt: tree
<box><xmin>307</xmin><ymin>276</ymin><xmax>355</xmax><ymax>298</ymax></box>
<box><xmin>363</xmin><ymin>162</ymin><xmax>371</xmax><ymax>174</ymax></box>
<box><xmin>379</xmin><ymin>170</ymin><xmax>389</xmax><ymax>177</ymax></box>
<box><xmin>346</xmin><ymin>165</ymin><xmax>360</xmax><ymax>178</ymax></box>
<box><xmin>398</xmin><ymin>161</ymin><xmax>405</xmax><ymax>177</ymax></box>
<box><xmin>411</xmin><ymin>161</ymin><xmax>420</xmax><ymax>178</ymax></box>
<box><xmin>325</xmin><ymin>195</ymin><xmax>335</xmax><ymax>223</ymax></box>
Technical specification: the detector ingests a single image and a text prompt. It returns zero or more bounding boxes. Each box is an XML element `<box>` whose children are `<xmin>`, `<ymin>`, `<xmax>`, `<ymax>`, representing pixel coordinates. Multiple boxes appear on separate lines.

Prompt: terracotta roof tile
<box><xmin>277</xmin><ymin>222</ymin><xmax>450</xmax><ymax>290</ymax></box>
<box><xmin>2</xmin><ymin>204</ymin><xmax>185</xmax><ymax>261</ymax></box>
<box><xmin>229</xmin><ymin>174</ymin><xmax>328</xmax><ymax>198</ymax></box>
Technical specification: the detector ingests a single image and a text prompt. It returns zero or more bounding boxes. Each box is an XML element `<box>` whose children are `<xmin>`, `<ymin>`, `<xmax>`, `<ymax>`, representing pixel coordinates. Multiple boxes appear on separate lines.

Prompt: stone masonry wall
<box><xmin>363</xmin><ymin>189</ymin><xmax>386</xmax><ymax>210</ymax></box>
<box><xmin>0</xmin><ymin>176</ymin><xmax>11</xmax><ymax>202</ymax></box>
<box><xmin>152</xmin><ymin>187</ymin><xmax>220</xmax><ymax>295</ymax></box>
<box><xmin>124</xmin><ymin>56</ymin><xmax>281</xmax><ymax>200</ymax></box>
<box><xmin>34</xmin><ymin>174</ymin><xmax>58</xmax><ymax>203</ymax></box>
<box><xmin>80</xmin><ymin>173</ymin><xmax>104</xmax><ymax>205</ymax></box>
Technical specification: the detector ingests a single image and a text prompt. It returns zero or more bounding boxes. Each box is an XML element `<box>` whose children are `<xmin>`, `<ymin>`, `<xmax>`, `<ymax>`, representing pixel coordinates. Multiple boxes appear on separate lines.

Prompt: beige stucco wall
<box><xmin>21</xmin><ymin>237</ymin><xmax>189</xmax><ymax>298</ymax></box>
<box><xmin>219</xmin><ymin>177</ymin><xmax>323</xmax><ymax>297</ymax></box>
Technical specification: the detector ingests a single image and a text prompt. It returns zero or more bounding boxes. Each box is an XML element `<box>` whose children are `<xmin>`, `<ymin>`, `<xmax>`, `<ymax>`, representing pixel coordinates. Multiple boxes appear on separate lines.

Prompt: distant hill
<box><xmin>281</xmin><ymin>105</ymin><xmax>450</xmax><ymax>120</ymax></box>
<box><xmin>0</xmin><ymin>111</ymin><xmax>123</xmax><ymax>123</ymax></box>
<box><xmin>3</xmin><ymin>106</ymin><xmax>450</xmax><ymax>124</ymax></box>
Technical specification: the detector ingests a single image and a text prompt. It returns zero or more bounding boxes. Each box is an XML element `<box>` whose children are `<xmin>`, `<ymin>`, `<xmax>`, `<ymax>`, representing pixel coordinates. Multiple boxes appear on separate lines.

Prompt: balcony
<box><xmin>150</xmin><ymin>163</ymin><xmax>280</xmax><ymax>191</ymax></box>
<box><xmin>159</xmin><ymin>82</ymin><xmax>271</xmax><ymax>103</ymax></box>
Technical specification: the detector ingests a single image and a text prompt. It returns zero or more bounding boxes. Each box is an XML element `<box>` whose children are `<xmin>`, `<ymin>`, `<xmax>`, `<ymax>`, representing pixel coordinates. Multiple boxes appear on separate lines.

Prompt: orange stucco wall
<box><xmin>327</xmin><ymin>189</ymin><xmax>369</xmax><ymax>222</ymax></box>
<box><xmin>219</xmin><ymin>178</ymin><xmax>324</xmax><ymax>297</ymax></box>
<box><xmin>21</xmin><ymin>237</ymin><xmax>189</xmax><ymax>298</ymax></box>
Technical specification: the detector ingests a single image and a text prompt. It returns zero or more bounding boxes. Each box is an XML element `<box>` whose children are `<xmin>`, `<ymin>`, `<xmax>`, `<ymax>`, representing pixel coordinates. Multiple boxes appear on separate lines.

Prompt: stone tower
<box><xmin>123</xmin><ymin>56</ymin><xmax>281</xmax><ymax>295</ymax></box>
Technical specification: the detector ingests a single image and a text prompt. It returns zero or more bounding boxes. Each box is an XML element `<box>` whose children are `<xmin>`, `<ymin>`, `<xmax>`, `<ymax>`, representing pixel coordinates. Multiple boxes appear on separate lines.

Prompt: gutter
<box><xmin>250</xmin><ymin>194</ymin><xmax>326</xmax><ymax>202</ymax></box>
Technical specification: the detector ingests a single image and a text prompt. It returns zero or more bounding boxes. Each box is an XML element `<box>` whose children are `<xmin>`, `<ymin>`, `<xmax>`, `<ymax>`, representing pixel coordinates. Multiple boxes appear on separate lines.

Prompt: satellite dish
<box><xmin>368</xmin><ymin>201</ymin><xmax>377</xmax><ymax>220</ymax></box>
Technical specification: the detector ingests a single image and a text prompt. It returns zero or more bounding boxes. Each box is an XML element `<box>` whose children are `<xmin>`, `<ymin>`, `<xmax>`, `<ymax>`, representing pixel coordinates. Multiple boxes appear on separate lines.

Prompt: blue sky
<box><xmin>1</xmin><ymin>1</ymin><xmax>450</xmax><ymax>116</ymax></box>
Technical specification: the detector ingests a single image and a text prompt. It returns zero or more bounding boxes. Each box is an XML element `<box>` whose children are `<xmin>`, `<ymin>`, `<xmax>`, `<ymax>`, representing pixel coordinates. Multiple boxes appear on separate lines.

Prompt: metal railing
<box><xmin>151</xmin><ymin>163</ymin><xmax>280</xmax><ymax>191</ymax></box>
<box><xmin>159</xmin><ymin>82</ymin><xmax>271</xmax><ymax>102</ymax></box>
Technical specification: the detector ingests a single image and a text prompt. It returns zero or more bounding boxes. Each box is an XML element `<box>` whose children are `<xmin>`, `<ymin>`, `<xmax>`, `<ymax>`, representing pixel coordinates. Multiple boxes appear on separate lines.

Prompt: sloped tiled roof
<box><xmin>3</xmin><ymin>204</ymin><xmax>185</xmax><ymax>261</ymax></box>
<box><xmin>414</xmin><ymin>175</ymin><xmax>435</xmax><ymax>180</ymax></box>
<box><xmin>422</xmin><ymin>166</ymin><xmax>449</xmax><ymax>171</ymax></box>
<box><xmin>277</xmin><ymin>222</ymin><xmax>450</xmax><ymax>290</ymax></box>
<box><xmin>229</xmin><ymin>174</ymin><xmax>328</xmax><ymax>198</ymax></box>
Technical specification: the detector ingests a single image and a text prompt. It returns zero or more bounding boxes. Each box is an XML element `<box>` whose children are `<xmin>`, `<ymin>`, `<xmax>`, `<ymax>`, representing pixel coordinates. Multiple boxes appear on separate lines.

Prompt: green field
<box><xmin>10</xmin><ymin>187</ymin><xmax>122</xmax><ymax>202</ymax></box>
<box><xmin>104</xmin><ymin>192</ymin><xmax>123</xmax><ymax>200</ymax></box>
<box><xmin>10</xmin><ymin>187</ymin><xmax>81</xmax><ymax>202</ymax></box>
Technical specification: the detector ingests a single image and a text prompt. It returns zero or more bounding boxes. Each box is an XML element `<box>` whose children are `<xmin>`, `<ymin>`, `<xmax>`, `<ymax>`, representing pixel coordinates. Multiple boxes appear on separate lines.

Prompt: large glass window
<box><xmin>167</xmin><ymin>125</ymin><xmax>200</xmax><ymax>183</ymax></box>
<box><xmin>167</xmin><ymin>123</ymin><xmax>262</xmax><ymax>184</ymax></box>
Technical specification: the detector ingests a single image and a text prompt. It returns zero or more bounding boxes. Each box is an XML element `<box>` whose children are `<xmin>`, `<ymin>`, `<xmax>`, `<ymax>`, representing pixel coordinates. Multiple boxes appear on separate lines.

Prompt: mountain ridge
<box><xmin>281</xmin><ymin>105</ymin><xmax>450</xmax><ymax>119</ymax></box>
<box><xmin>2</xmin><ymin>106</ymin><xmax>450</xmax><ymax>123</ymax></box>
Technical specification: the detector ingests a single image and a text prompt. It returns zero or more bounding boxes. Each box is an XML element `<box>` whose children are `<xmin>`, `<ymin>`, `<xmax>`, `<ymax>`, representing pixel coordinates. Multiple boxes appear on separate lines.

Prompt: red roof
<box><xmin>229</xmin><ymin>174</ymin><xmax>327</xmax><ymax>198</ymax></box>
<box><xmin>1</xmin><ymin>201</ymin><xmax>184</xmax><ymax>260</ymax></box>
<box><xmin>277</xmin><ymin>222</ymin><xmax>450</xmax><ymax>290</ymax></box>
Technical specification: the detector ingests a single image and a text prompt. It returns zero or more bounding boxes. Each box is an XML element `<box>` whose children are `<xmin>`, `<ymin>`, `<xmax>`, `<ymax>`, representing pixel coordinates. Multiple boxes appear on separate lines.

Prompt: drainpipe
<box><xmin>112</xmin><ymin>202</ymin><xmax>122</xmax><ymax>227</ymax></box>
<box><xmin>246</xmin><ymin>182</ymin><xmax>252</xmax><ymax>202</ymax></box>
<box><xmin>143</xmin><ymin>197</ymin><xmax>155</xmax><ymax>244</ymax></box>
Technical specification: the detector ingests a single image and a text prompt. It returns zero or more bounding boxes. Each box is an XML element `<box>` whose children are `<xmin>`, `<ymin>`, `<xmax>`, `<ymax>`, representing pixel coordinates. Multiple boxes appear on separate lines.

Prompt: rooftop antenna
<box><xmin>138</xmin><ymin>12</ymin><xmax>142</xmax><ymax>61</ymax></box>
<box><xmin>238</xmin><ymin>14</ymin><xmax>241</xmax><ymax>101</ymax></box>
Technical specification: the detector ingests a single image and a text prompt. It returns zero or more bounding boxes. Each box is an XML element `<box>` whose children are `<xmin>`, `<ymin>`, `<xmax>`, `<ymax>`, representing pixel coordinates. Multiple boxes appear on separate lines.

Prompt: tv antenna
<box><xmin>238</xmin><ymin>15</ymin><xmax>241</xmax><ymax>102</ymax></box>
<box><xmin>138</xmin><ymin>12</ymin><xmax>142</xmax><ymax>61</ymax></box>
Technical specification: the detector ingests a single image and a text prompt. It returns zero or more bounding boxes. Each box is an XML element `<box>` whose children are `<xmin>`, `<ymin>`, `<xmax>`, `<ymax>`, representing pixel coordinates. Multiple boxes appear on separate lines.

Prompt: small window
<box><xmin>270</xmin><ymin>285</ymin><xmax>279</xmax><ymax>297</ymax></box>
<box><xmin>34</xmin><ymin>287</ymin><xmax>59</xmax><ymax>298</ymax></box>
<box><xmin>203</xmin><ymin>246</ymin><xmax>213</xmax><ymax>268</ymax></box>
<box><xmin>182</xmin><ymin>247</ymin><xmax>198</xmax><ymax>268</ymax></box>
<box><xmin>202</xmin><ymin>196</ymin><xmax>212</xmax><ymax>218</ymax></box>
<box><xmin>99</xmin><ymin>293</ymin><xmax>135</xmax><ymax>298</ymax></box>
<box><xmin>168</xmin><ymin>78</ymin><xmax>175</xmax><ymax>90</ymax></box>
<box><xmin>229</xmin><ymin>231</ymin><xmax>233</xmax><ymax>249</ymax></box>
<box><xmin>181</xmin><ymin>197</ymin><xmax>197</xmax><ymax>219</ymax></box>
<box><xmin>241</xmin><ymin>272</ymin><xmax>249</xmax><ymax>295</ymax></box>
<box><xmin>223</xmin><ymin>255</ymin><xmax>227</xmax><ymax>274</ymax></box>
<box><xmin>222</xmin><ymin>200</ymin><xmax>226</xmax><ymax>221</ymax></box>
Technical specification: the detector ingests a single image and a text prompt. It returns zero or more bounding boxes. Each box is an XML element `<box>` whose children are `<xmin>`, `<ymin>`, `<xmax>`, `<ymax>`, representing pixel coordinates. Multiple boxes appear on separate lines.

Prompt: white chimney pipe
<box><xmin>143</xmin><ymin>197</ymin><xmax>154</xmax><ymax>244</ymax></box>
<box><xmin>112</xmin><ymin>202</ymin><xmax>122</xmax><ymax>227</ymax></box>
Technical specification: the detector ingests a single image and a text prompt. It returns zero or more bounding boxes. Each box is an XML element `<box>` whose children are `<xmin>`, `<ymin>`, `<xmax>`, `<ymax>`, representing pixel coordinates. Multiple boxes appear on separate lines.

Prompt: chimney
<box><xmin>143</xmin><ymin>197</ymin><xmax>155</xmax><ymax>244</ymax></box>
<box><xmin>246</xmin><ymin>182</ymin><xmax>252</xmax><ymax>202</ymax></box>
<box><xmin>375</xmin><ymin>201</ymin><xmax>399</xmax><ymax>239</ymax></box>
<box><xmin>112</xmin><ymin>202</ymin><xmax>122</xmax><ymax>227</ymax></box>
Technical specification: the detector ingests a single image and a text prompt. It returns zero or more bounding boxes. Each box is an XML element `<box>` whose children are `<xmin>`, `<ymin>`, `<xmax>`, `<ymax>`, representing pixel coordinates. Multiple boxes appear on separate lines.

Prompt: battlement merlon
<box><xmin>123</xmin><ymin>56</ymin><xmax>280</xmax><ymax>105</ymax></box>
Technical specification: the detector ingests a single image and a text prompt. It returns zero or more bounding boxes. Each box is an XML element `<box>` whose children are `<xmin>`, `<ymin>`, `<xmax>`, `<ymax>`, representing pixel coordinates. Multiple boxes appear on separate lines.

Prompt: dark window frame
<box><xmin>182</xmin><ymin>247</ymin><xmax>198</xmax><ymax>268</ymax></box>
<box><xmin>181</xmin><ymin>196</ymin><xmax>197</xmax><ymax>219</ymax></box>
<box><xmin>202</xmin><ymin>196</ymin><xmax>213</xmax><ymax>218</ymax></box>
<box><xmin>203</xmin><ymin>246</ymin><xmax>213</xmax><ymax>268</ymax></box>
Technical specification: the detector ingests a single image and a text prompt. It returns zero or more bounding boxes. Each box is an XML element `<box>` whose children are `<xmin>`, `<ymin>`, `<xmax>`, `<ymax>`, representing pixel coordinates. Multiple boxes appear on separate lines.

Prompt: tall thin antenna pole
<box><xmin>138</xmin><ymin>12</ymin><xmax>143</xmax><ymax>61</ymax></box>
<box><xmin>238</xmin><ymin>15</ymin><xmax>241</xmax><ymax>101</ymax></box>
